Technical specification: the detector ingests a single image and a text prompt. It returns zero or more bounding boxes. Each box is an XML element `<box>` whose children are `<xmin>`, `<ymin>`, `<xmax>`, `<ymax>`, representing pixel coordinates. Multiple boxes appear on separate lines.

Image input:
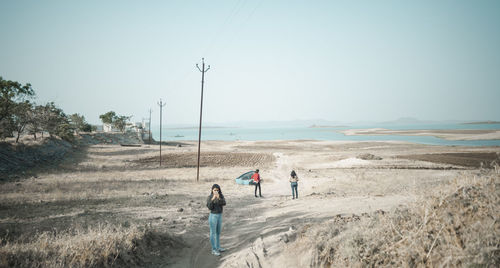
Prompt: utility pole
<box><xmin>157</xmin><ymin>99</ymin><xmax>166</xmax><ymax>167</ymax></box>
<box><xmin>148</xmin><ymin>108</ymin><xmax>152</xmax><ymax>144</ymax></box>
<box><xmin>196</xmin><ymin>58</ymin><xmax>210</xmax><ymax>182</ymax></box>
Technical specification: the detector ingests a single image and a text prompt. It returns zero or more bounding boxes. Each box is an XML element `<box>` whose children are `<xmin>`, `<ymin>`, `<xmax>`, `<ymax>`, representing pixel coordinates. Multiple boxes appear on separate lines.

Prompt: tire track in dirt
<box><xmin>186</xmin><ymin>152</ymin><xmax>288</xmax><ymax>268</ymax></box>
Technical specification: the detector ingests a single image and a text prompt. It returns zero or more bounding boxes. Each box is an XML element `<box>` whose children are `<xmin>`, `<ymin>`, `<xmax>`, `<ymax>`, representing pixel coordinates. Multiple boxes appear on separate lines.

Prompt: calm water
<box><xmin>152</xmin><ymin>123</ymin><xmax>500</xmax><ymax>146</ymax></box>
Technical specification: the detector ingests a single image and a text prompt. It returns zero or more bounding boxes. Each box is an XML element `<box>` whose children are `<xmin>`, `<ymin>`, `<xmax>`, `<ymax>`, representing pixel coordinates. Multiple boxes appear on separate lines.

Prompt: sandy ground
<box><xmin>340</xmin><ymin>128</ymin><xmax>500</xmax><ymax>140</ymax></box>
<box><xmin>1</xmin><ymin>139</ymin><xmax>499</xmax><ymax>267</ymax></box>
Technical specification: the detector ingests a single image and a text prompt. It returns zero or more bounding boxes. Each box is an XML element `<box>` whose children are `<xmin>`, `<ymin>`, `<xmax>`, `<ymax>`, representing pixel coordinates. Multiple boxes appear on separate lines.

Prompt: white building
<box><xmin>103</xmin><ymin>123</ymin><xmax>119</xmax><ymax>132</ymax></box>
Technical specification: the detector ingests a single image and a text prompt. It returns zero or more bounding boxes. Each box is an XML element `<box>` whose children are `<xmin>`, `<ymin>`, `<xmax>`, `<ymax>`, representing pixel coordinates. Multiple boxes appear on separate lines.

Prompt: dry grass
<box><xmin>0</xmin><ymin>223</ymin><xmax>181</xmax><ymax>268</ymax></box>
<box><xmin>306</xmin><ymin>169</ymin><xmax>500</xmax><ymax>267</ymax></box>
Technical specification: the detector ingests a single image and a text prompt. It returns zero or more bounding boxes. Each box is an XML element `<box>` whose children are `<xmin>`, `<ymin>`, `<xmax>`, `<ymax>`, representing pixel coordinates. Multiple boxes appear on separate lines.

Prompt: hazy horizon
<box><xmin>146</xmin><ymin>117</ymin><xmax>499</xmax><ymax>129</ymax></box>
<box><xmin>1</xmin><ymin>1</ymin><xmax>499</xmax><ymax>125</ymax></box>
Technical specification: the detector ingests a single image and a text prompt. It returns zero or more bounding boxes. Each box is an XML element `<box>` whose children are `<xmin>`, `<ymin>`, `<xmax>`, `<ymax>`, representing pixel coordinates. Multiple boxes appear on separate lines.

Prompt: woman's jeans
<box><xmin>209</xmin><ymin>213</ymin><xmax>222</xmax><ymax>251</ymax></box>
<box><xmin>291</xmin><ymin>182</ymin><xmax>298</xmax><ymax>198</ymax></box>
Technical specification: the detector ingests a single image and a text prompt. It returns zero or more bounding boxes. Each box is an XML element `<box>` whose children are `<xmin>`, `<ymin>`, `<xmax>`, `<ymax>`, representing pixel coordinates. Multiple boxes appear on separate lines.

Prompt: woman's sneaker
<box><xmin>218</xmin><ymin>248</ymin><xmax>226</xmax><ymax>252</ymax></box>
<box><xmin>212</xmin><ymin>250</ymin><xmax>221</xmax><ymax>256</ymax></box>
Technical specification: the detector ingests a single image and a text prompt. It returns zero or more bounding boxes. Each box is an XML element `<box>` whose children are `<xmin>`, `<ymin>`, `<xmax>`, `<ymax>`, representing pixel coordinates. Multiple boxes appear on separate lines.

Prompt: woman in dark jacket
<box><xmin>206</xmin><ymin>184</ymin><xmax>226</xmax><ymax>256</ymax></box>
<box><xmin>290</xmin><ymin>170</ymin><xmax>299</xmax><ymax>199</ymax></box>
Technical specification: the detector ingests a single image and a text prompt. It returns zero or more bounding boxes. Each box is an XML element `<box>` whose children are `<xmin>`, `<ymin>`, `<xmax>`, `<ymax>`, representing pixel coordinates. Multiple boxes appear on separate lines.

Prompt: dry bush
<box><xmin>0</xmin><ymin>223</ymin><xmax>182</xmax><ymax>267</ymax></box>
<box><xmin>308</xmin><ymin>170</ymin><xmax>499</xmax><ymax>267</ymax></box>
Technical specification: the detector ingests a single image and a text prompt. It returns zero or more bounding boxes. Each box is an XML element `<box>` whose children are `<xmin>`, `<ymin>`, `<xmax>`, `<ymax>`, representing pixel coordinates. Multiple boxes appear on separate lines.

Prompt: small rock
<box><xmin>281</xmin><ymin>234</ymin><xmax>289</xmax><ymax>243</ymax></box>
<box><xmin>177</xmin><ymin>208</ymin><xmax>184</xmax><ymax>212</ymax></box>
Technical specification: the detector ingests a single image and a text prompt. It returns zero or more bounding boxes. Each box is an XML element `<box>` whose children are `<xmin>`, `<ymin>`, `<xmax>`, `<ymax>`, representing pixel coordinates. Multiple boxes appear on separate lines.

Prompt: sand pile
<box><xmin>332</xmin><ymin>157</ymin><xmax>370</xmax><ymax>168</ymax></box>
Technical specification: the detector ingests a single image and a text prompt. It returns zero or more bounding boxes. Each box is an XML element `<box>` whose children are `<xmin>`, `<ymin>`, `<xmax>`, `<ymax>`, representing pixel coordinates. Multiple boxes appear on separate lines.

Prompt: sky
<box><xmin>1</xmin><ymin>0</ymin><xmax>499</xmax><ymax>126</ymax></box>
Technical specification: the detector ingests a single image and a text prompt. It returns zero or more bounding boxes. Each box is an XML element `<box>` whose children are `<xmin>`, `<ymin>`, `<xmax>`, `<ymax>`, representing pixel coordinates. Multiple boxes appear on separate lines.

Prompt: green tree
<box><xmin>99</xmin><ymin>111</ymin><xmax>116</xmax><ymax>124</ymax></box>
<box><xmin>69</xmin><ymin>113</ymin><xmax>93</xmax><ymax>133</ymax></box>
<box><xmin>0</xmin><ymin>76</ymin><xmax>35</xmax><ymax>139</ymax></box>
<box><xmin>12</xmin><ymin>101</ymin><xmax>33</xmax><ymax>143</ymax></box>
<box><xmin>113</xmin><ymin>115</ymin><xmax>132</xmax><ymax>132</ymax></box>
<box><xmin>40</xmin><ymin>102</ymin><xmax>75</xmax><ymax>142</ymax></box>
<box><xmin>28</xmin><ymin>105</ymin><xmax>45</xmax><ymax>140</ymax></box>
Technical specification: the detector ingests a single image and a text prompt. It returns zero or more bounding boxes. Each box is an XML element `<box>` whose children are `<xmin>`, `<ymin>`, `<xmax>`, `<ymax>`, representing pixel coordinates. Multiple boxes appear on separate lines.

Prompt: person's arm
<box><xmin>207</xmin><ymin>195</ymin><xmax>214</xmax><ymax>210</ymax></box>
<box><xmin>218</xmin><ymin>195</ymin><xmax>226</xmax><ymax>206</ymax></box>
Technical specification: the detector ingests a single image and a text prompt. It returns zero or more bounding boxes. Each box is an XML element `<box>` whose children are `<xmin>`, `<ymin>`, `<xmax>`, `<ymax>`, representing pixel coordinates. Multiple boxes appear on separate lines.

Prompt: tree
<box><xmin>70</xmin><ymin>113</ymin><xmax>93</xmax><ymax>133</ymax></box>
<box><xmin>113</xmin><ymin>115</ymin><xmax>132</xmax><ymax>132</ymax></box>
<box><xmin>28</xmin><ymin>105</ymin><xmax>45</xmax><ymax>140</ymax></box>
<box><xmin>40</xmin><ymin>102</ymin><xmax>75</xmax><ymax>142</ymax></box>
<box><xmin>99</xmin><ymin>111</ymin><xmax>116</xmax><ymax>124</ymax></box>
<box><xmin>99</xmin><ymin>111</ymin><xmax>131</xmax><ymax>132</ymax></box>
<box><xmin>0</xmin><ymin>76</ymin><xmax>35</xmax><ymax>139</ymax></box>
<box><xmin>12</xmin><ymin>101</ymin><xmax>33</xmax><ymax>143</ymax></box>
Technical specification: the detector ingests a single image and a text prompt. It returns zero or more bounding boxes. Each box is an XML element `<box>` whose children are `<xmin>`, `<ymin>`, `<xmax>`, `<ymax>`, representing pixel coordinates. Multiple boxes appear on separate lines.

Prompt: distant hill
<box><xmin>379</xmin><ymin>117</ymin><xmax>464</xmax><ymax>125</ymax></box>
<box><xmin>462</xmin><ymin>121</ymin><xmax>500</xmax><ymax>125</ymax></box>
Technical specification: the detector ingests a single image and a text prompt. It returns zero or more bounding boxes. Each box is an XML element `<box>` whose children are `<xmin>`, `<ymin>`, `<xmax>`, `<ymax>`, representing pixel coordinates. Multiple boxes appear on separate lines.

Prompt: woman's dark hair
<box><xmin>211</xmin><ymin>184</ymin><xmax>223</xmax><ymax>195</ymax></box>
<box><xmin>291</xmin><ymin>170</ymin><xmax>297</xmax><ymax>178</ymax></box>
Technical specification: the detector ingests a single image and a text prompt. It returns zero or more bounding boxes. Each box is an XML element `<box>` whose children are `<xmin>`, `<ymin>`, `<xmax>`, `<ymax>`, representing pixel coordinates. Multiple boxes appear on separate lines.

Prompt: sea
<box><xmin>151</xmin><ymin>123</ymin><xmax>500</xmax><ymax>147</ymax></box>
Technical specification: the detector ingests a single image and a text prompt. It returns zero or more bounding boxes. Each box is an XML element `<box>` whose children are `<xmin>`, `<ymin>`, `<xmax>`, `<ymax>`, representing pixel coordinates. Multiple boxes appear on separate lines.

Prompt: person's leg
<box><xmin>208</xmin><ymin>213</ymin><xmax>217</xmax><ymax>251</ymax></box>
<box><xmin>254</xmin><ymin>183</ymin><xmax>258</xmax><ymax>197</ymax></box>
<box><xmin>258</xmin><ymin>182</ymin><xmax>262</xmax><ymax>197</ymax></box>
<box><xmin>216</xmin><ymin>214</ymin><xmax>222</xmax><ymax>250</ymax></box>
<box><xmin>291</xmin><ymin>183</ymin><xmax>295</xmax><ymax>198</ymax></box>
<box><xmin>295</xmin><ymin>183</ymin><xmax>298</xmax><ymax>198</ymax></box>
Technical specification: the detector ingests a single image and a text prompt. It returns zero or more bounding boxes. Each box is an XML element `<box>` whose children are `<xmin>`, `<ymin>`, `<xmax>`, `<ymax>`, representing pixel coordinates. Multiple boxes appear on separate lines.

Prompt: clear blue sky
<box><xmin>1</xmin><ymin>0</ymin><xmax>499</xmax><ymax>125</ymax></box>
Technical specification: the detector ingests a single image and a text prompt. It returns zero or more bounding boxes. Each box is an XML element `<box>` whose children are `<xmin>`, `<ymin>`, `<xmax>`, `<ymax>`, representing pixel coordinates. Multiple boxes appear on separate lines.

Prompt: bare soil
<box><xmin>1</xmin><ymin>137</ymin><xmax>499</xmax><ymax>267</ymax></box>
<box><xmin>397</xmin><ymin>152</ymin><xmax>500</xmax><ymax>168</ymax></box>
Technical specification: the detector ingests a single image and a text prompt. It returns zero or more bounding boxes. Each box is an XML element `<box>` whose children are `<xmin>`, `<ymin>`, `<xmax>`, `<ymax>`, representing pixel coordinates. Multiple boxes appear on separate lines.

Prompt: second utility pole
<box><xmin>196</xmin><ymin>58</ymin><xmax>210</xmax><ymax>182</ymax></box>
<box><xmin>149</xmin><ymin>108</ymin><xmax>152</xmax><ymax>144</ymax></box>
<box><xmin>157</xmin><ymin>99</ymin><xmax>166</xmax><ymax>167</ymax></box>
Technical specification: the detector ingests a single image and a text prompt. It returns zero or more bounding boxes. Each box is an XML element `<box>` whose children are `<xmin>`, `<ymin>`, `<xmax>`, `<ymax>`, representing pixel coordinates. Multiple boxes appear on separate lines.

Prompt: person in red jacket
<box><xmin>252</xmin><ymin>169</ymin><xmax>262</xmax><ymax>197</ymax></box>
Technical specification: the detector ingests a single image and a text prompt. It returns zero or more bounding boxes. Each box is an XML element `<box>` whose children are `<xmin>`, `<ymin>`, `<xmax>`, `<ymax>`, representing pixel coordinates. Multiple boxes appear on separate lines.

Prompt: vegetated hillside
<box><xmin>78</xmin><ymin>132</ymin><xmax>143</xmax><ymax>145</ymax></box>
<box><xmin>0</xmin><ymin>137</ymin><xmax>73</xmax><ymax>178</ymax></box>
<box><xmin>302</xmin><ymin>170</ymin><xmax>499</xmax><ymax>267</ymax></box>
<box><xmin>0</xmin><ymin>132</ymin><xmax>144</xmax><ymax>179</ymax></box>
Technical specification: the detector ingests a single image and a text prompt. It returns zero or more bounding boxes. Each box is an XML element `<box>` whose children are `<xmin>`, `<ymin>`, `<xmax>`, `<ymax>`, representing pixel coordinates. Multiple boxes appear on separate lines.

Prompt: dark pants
<box><xmin>254</xmin><ymin>182</ymin><xmax>261</xmax><ymax>197</ymax></box>
<box><xmin>291</xmin><ymin>182</ymin><xmax>298</xmax><ymax>198</ymax></box>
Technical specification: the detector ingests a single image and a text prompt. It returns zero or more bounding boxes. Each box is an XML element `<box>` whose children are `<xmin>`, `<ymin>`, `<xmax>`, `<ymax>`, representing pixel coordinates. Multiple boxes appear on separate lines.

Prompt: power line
<box><xmin>202</xmin><ymin>0</ymin><xmax>247</xmax><ymax>57</ymax></box>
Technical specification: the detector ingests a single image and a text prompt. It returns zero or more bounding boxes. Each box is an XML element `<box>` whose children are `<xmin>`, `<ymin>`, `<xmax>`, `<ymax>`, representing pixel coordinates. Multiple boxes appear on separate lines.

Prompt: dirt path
<box><xmin>185</xmin><ymin>152</ymin><xmax>292</xmax><ymax>268</ymax></box>
<box><xmin>181</xmin><ymin>150</ymin><xmax>412</xmax><ymax>267</ymax></box>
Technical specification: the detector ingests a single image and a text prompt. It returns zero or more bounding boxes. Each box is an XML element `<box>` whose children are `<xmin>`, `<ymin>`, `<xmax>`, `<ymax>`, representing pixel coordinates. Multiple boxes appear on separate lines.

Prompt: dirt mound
<box><xmin>357</xmin><ymin>153</ymin><xmax>382</xmax><ymax>160</ymax></box>
<box><xmin>78</xmin><ymin>132</ymin><xmax>143</xmax><ymax>145</ymax></box>
<box><xmin>134</xmin><ymin>152</ymin><xmax>275</xmax><ymax>168</ymax></box>
<box><xmin>0</xmin><ymin>137</ymin><xmax>73</xmax><ymax>178</ymax></box>
<box><xmin>398</xmin><ymin>152</ymin><xmax>500</xmax><ymax>168</ymax></box>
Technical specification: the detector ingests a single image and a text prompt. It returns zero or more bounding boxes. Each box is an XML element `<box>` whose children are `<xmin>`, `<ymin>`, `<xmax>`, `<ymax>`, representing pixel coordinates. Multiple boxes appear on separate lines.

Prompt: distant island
<box><xmin>309</xmin><ymin>124</ymin><xmax>348</xmax><ymax>128</ymax></box>
<box><xmin>462</xmin><ymin>121</ymin><xmax>500</xmax><ymax>125</ymax></box>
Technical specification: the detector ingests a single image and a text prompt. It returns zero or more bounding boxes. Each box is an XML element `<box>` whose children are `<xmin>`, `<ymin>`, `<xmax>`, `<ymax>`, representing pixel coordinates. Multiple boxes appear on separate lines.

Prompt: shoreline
<box><xmin>339</xmin><ymin>128</ymin><xmax>500</xmax><ymax>141</ymax></box>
